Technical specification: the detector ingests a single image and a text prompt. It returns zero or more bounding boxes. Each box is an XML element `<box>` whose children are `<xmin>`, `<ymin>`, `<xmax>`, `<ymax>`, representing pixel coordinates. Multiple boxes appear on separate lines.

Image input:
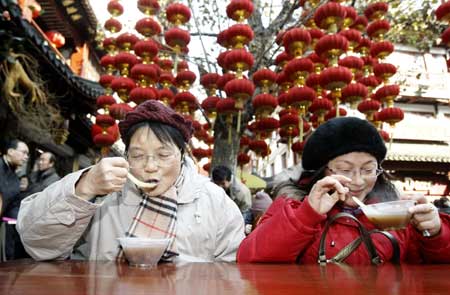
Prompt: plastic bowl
<box><xmin>362</xmin><ymin>200</ymin><xmax>416</xmax><ymax>230</ymax></box>
<box><xmin>117</xmin><ymin>237</ymin><xmax>170</xmax><ymax>268</ymax></box>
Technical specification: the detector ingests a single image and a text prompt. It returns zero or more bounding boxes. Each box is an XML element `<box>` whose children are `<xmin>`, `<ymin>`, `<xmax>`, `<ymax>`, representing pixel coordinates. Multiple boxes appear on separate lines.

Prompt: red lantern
<box><xmin>224</xmin><ymin>78</ymin><xmax>255</xmax><ymax>109</ymax></box>
<box><xmin>95</xmin><ymin>114</ymin><xmax>115</xmax><ymax>128</ymax></box>
<box><xmin>343</xmin><ymin>6</ymin><xmax>357</xmax><ymax>28</ymax></box>
<box><xmin>373</xmin><ymin>84</ymin><xmax>400</xmax><ymax>107</ymax></box>
<box><xmin>248</xmin><ymin>139</ymin><xmax>269</xmax><ymax>157</ymax></box>
<box><xmin>315</xmin><ymin>34</ymin><xmax>348</xmax><ymax>65</ymax></box>
<box><xmin>166</xmin><ymin>3</ymin><xmax>191</xmax><ymax>25</ymax></box>
<box><xmin>216</xmin><ymin>73</ymin><xmax>235</xmax><ymax>91</ymax></box>
<box><xmin>201</xmin><ymin>73</ymin><xmax>220</xmax><ymax>92</ymax></box>
<box><xmin>115</xmin><ymin>52</ymin><xmax>139</xmax><ymax>77</ymax></box>
<box><xmin>276</xmin><ymin>71</ymin><xmax>292</xmax><ymax>93</ymax></box>
<box><xmin>320</xmin><ymin>66</ymin><xmax>353</xmax><ymax>92</ymax></box>
<box><xmin>217</xmin><ymin>30</ymin><xmax>230</xmax><ymax>48</ymax></box>
<box><xmin>339</xmin><ymin>29</ymin><xmax>362</xmax><ymax>51</ymax></box>
<box><xmin>102</xmin><ymin>37</ymin><xmax>116</xmax><ymax>54</ymax></box>
<box><xmin>96</xmin><ymin>95</ymin><xmax>116</xmax><ymax>110</ymax></box>
<box><xmin>100</xmin><ymin>55</ymin><xmax>116</xmax><ymax>74</ymax></box>
<box><xmin>355</xmin><ymin>37</ymin><xmax>372</xmax><ymax>55</ymax></box>
<box><xmin>357</xmin><ymin>98</ymin><xmax>381</xmax><ymax>121</ymax></box>
<box><xmin>252</xmin><ymin>94</ymin><xmax>278</xmax><ymax>118</ymax></box>
<box><xmin>129</xmin><ymin>87</ymin><xmax>159</xmax><ymax>105</ymax></box>
<box><xmin>226</xmin><ymin>24</ymin><xmax>254</xmax><ymax>49</ymax></box>
<box><xmin>172</xmin><ymin>91</ymin><xmax>198</xmax><ymax>115</ymax></box>
<box><xmin>341</xmin><ymin>83</ymin><xmax>368</xmax><ymax>106</ymax></box>
<box><xmin>226</xmin><ymin>0</ymin><xmax>254</xmax><ymax>22</ymax></box>
<box><xmin>256</xmin><ymin>117</ymin><xmax>280</xmax><ymax>139</ymax></box>
<box><xmin>158</xmin><ymin>88</ymin><xmax>174</xmax><ymax>105</ymax></box>
<box><xmin>364</xmin><ymin>2</ymin><xmax>389</xmax><ymax>21</ymax></box>
<box><xmin>441</xmin><ymin>27</ymin><xmax>450</xmax><ymax>46</ymax></box>
<box><xmin>282</xmin><ymin>28</ymin><xmax>311</xmax><ymax>57</ymax></box>
<box><xmin>350</xmin><ymin>16</ymin><xmax>369</xmax><ymax>32</ymax></box>
<box><xmin>373</xmin><ymin>63</ymin><xmax>397</xmax><ymax>83</ymax></box>
<box><xmin>201</xmin><ymin>96</ymin><xmax>220</xmax><ymax>119</ymax></box>
<box><xmin>370</xmin><ymin>41</ymin><xmax>394</xmax><ymax>59</ymax></box>
<box><xmin>135</xmin><ymin>18</ymin><xmax>161</xmax><ymax>38</ymax></box>
<box><xmin>313</xmin><ymin>2</ymin><xmax>346</xmax><ymax>32</ymax></box>
<box><xmin>116</xmin><ymin>33</ymin><xmax>139</xmax><ymax>52</ymax></box>
<box><xmin>378</xmin><ymin>107</ymin><xmax>404</xmax><ymax>126</ymax></box>
<box><xmin>237</xmin><ymin>153</ymin><xmax>251</xmax><ymax>166</ymax></box>
<box><xmin>109</xmin><ymin>103</ymin><xmax>134</xmax><ymax>120</ymax></box>
<box><xmin>379</xmin><ymin>129</ymin><xmax>390</xmax><ymax>142</ymax></box>
<box><xmin>29</xmin><ymin>1</ymin><xmax>42</xmax><ymax>19</ymax></box>
<box><xmin>275</xmin><ymin>51</ymin><xmax>292</xmax><ymax>68</ymax></box>
<box><xmin>164</xmin><ymin>28</ymin><xmax>191</xmax><ymax>53</ymax></box>
<box><xmin>133</xmin><ymin>40</ymin><xmax>158</xmax><ymax>64</ymax></box>
<box><xmin>309</xmin><ymin>97</ymin><xmax>333</xmax><ymax>124</ymax></box>
<box><xmin>130</xmin><ymin>64</ymin><xmax>158</xmax><ymax>86</ymax></box>
<box><xmin>45</xmin><ymin>31</ymin><xmax>65</xmax><ymax>48</ymax></box>
<box><xmin>111</xmin><ymin>77</ymin><xmax>136</xmax><ymax>101</ymax></box>
<box><xmin>286</xmin><ymin>86</ymin><xmax>316</xmax><ymax>113</ymax></box>
<box><xmin>284</xmin><ymin>58</ymin><xmax>314</xmax><ymax>86</ymax></box>
<box><xmin>325</xmin><ymin>107</ymin><xmax>347</xmax><ymax>121</ymax></box>
<box><xmin>99</xmin><ymin>74</ymin><xmax>115</xmax><ymax>91</ymax></box>
<box><xmin>104</xmin><ymin>18</ymin><xmax>122</xmax><ymax>33</ymax></box>
<box><xmin>137</xmin><ymin>0</ymin><xmax>160</xmax><ymax>15</ymax></box>
<box><xmin>367</xmin><ymin>20</ymin><xmax>391</xmax><ymax>40</ymax></box>
<box><xmin>224</xmin><ymin>49</ymin><xmax>254</xmax><ymax>76</ymax></box>
<box><xmin>252</xmin><ymin>68</ymin><xmax>277</xmax><ymax>93</ymax></box>
<box><xmin>357</xmin><ymin>75</ymin><xmax>381</xmax><ymax>92</ymax></box>
<box><xmin>338</xmin><ymin>56</ymin><xmax>364</xmax><ymax>74</ymax></box>
<box><xmin>292</xmin><ymin>140</ymin><xmax>307</xmax><ymax>155</ymax></box>
<box><xmin>176</xmin><ymin>70</ymin><xmax>197</xmax><ymax>90</ymax></box>
<box><xmin>436</xmin><ymin>2</ymin><xmax>450</xmax><ymax>23</ymax></box>
<box><xmin>107</xmin><ymin>1</ymin><xmax>124</xmax><ymax>16</ymax></box>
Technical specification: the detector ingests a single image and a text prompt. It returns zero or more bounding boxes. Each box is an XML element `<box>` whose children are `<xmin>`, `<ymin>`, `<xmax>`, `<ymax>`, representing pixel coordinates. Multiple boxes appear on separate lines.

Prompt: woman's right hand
<box><xmin>75</xmin><ymin>157</ymin><xmax>129</xmax><ymax>200</ymax></box>
<box><xmin>307</xmin><ymin>175</ymin><xmax>351</xmax><ymax>215</ymax></box>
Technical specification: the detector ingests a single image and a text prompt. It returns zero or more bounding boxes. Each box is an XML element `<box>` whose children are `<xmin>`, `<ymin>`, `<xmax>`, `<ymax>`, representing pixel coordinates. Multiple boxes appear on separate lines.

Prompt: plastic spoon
<box><xmin>352</xmin><ymin>196</ymin><xmax>377</xmax><ymax>215</ymax></box>
<box><xmin>127</xmin><ymin>172</ymin><xmax>157</xmax><ymax>189</ymax></box>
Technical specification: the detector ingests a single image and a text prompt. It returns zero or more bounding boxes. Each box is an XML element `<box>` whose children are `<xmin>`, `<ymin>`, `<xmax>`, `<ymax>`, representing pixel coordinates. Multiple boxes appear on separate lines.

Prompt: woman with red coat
<box><xmin>238</xmin><ymin>117</ymin><xmax>450</xmax><ymax>264</ymax></box>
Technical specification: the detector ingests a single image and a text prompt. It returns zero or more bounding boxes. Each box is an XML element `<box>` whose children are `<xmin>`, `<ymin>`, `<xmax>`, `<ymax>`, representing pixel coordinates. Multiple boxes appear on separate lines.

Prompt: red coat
<box><xmin>237</xmin><ymin>197</ymin><xmax>450</xmax><ymax>264</ymax></box>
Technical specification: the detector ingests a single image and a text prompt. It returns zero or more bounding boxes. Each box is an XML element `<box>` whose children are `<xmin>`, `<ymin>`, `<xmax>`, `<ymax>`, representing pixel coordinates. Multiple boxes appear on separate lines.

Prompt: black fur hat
<box><xmin>301</xmin><ymin>117</ymin><xmax>387</xmax><ymax>171</ymax></box>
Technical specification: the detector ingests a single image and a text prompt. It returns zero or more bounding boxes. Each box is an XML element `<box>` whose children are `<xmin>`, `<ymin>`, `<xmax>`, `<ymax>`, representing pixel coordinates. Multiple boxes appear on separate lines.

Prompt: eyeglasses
<box><xmin>327</xmin><ymin>166</ymin><xmax>383</xmax><ymax>180</ymax></box>
<box><xmin>126</xmin><ymin>150</ymin><xmax>180</xmax><ymax>169</ymax></box>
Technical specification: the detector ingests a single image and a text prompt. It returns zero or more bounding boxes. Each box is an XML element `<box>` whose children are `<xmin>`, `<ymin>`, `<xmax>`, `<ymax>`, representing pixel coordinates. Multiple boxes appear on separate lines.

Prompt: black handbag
<box><xmin>317</xmin><ymin>212</ymin><xmax>400</xmax><ymax>265</ymax></box>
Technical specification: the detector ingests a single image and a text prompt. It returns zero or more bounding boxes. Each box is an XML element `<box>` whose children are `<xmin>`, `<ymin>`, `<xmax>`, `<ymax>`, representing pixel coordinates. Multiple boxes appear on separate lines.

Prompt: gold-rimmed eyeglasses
<box><xmin>126</xmin><ymin>150</ymin><xmax>180</xmax><ymax>169</ymax></box>
<box><xmin>327</xmin><ymin>166</ymin><xmax>383</xmax><ymax>180</ymax></box>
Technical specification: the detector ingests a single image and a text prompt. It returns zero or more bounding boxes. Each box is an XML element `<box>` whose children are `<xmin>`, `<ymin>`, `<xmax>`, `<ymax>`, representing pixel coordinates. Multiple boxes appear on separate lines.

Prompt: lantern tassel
<box><xmin>299</xmin><ymin>115</ymin><xmax>304</xmax><ymax>141</ymax></box>
<box><xmin>237</xmin><ymin>110</ymin><xmax>241</xmax><ymax>133</ymax></box>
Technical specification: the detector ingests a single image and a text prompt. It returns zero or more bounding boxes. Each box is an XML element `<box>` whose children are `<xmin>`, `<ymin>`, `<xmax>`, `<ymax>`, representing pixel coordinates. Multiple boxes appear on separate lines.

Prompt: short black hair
<box><xmin>212</xmin><ymin>165</ymin><xmax>232</xmax><ymax>182</ymax></box>
<box><xmin>123</xmin><ymin>121</ymin><xmax>186</xmax><ymax>154</ymax></box>
<box><xmin>43</xmin><ymin>152</ymin><xmax>56</xmax><ymax>164</ymax></box>
<box><xmin>2</xmin><ymin>139</ymin><xmax>22</xmax><ymax>154</ymax></box>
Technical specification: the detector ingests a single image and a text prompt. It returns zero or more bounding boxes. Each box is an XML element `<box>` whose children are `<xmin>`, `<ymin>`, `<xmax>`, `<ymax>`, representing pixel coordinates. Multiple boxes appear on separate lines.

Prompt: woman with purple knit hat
<box><xmin>17</xmin><ymin>100</ymin><xmax>245</xmax><ymax>263</ymax></box>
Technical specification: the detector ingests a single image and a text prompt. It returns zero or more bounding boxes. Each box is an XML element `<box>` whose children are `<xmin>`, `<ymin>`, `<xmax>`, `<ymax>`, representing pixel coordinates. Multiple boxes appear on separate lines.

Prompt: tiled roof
<box><xmin>386</xmin><ymin>142</ymin><xmax>450</xmax><ymax>163</ymax></box>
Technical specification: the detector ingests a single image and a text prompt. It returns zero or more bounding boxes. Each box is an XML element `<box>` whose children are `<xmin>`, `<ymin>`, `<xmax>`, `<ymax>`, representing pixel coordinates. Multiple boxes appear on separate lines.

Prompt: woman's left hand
<box><xmin>403</xmin><ymin>194</ymin><xmax>441</xmax><ymax>237</ymax></box>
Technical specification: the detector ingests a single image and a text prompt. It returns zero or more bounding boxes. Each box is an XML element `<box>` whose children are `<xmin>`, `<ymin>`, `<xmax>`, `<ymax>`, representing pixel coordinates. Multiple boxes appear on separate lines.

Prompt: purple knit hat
<box><xmin>118</xmin><ymin>100</ymin><xmax>194</xmax><ymax>142</ymax></box>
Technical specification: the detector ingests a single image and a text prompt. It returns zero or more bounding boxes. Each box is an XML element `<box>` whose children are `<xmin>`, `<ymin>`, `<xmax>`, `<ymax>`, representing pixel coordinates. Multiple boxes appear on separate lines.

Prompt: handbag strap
<box><xmin>318</xmin><ymin>212</ymin><xmax>381</xmax><ymax>265</ymax></box>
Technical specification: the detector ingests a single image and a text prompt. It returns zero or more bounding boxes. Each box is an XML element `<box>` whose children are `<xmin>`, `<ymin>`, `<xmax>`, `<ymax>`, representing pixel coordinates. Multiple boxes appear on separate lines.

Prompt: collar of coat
<box><xmin>122</xmin><ymin>156</ymin><xmax>210</xmax><ymax>206</ymax></box>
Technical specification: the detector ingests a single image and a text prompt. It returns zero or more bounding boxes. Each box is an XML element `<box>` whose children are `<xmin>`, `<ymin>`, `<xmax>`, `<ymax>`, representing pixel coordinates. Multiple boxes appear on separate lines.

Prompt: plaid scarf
<box><xmin>118</xmin><ymin>164</ymin><xmax>186</xmax><ymax>262</ymax></box>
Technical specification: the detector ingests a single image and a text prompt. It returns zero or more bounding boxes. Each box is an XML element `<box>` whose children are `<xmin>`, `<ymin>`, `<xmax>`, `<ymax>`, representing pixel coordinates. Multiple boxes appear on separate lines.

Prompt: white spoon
<box><xmin>127</xmin><ymin>172</ymin><xmax>157</xmax><ymax>189</ymax></box>
<box><xmin>352</xmin><ymin>196</ymin><xmax>377</xmax><ymax>215</ymax></box>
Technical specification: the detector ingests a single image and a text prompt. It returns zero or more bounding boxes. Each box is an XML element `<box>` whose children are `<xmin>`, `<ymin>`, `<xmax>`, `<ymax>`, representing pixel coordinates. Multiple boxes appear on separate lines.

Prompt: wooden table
<box><xmin>1</xmin><ymin>260</ymin><xmax>450</xmax><ymax>294</ymax></box>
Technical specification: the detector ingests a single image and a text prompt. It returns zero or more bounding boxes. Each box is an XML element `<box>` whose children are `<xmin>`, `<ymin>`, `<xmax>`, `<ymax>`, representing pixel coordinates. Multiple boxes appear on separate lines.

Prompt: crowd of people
<box><xmin>1</xmin><ymin>100</ymin><xmax>450</xmax><ymax>265</ymax></box>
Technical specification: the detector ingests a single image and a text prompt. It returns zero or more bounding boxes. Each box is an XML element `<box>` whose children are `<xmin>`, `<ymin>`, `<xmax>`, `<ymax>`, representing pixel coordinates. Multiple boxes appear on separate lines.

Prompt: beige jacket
<box><xmin>17</xmin><ymin>158</ymin><xmax>245</xmax><ymax>262</ymax></box>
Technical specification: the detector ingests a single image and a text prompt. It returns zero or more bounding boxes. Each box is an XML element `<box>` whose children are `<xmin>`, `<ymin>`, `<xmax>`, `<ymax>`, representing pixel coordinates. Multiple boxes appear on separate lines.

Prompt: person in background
<box><xmin>243</xmin><ymin>191</ymin><xmax>273</xmax><ymax>235</ymax></box>
<box><xmin>17</xmin><ymin>100</ymin><xmax>244</xmax><ymax>262</ymax></box>
<box><xmin>238</xmin><ymin>117</ymin><xmax>450</xmax><ymax>264</ymax></box>
<box><xmin>0</xmin><ymin>139</ymin><xmax>29</xmax><ymax>215</ymax></box>
<box><xmin>212</xmin><ymin>165</ymin><xmax>252</xmax><ymax>213</ymax></box>
<box><xmin>0</xmin><ymin>139</ymin><xmax>29</xmax><ymax>260</ymax></box>
<box><xmin>433</xmin><ymin>197</ymin><xmax>450</xmax><ymax>214</ymax></box>
<box><xmin>27</xmin><ymin>152</ymin><xmax>60</xmax><ymax>196</ymax></box>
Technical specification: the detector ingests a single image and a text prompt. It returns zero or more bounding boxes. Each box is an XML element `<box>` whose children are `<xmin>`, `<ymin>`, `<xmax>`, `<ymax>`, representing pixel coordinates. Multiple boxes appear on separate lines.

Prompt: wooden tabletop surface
<box><xmin>1</xmin><ymin>259</ymin><xmax>450</xmax><ymax>294</ymax></box>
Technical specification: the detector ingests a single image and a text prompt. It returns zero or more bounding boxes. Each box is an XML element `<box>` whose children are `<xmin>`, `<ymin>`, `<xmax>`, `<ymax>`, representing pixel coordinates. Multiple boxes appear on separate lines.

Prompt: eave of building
<box><xmin>386</xmin><ymin>142</ymin><xmax>450</xmax><ymax>163</ymax></box>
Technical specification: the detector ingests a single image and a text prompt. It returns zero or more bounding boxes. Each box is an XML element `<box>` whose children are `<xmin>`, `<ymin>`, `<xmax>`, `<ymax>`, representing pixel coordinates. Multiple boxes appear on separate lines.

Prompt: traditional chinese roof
<box><xmin>386</xmin><ymin>142</ymin><xmax>450</xmax><ymax>163</ymax></box>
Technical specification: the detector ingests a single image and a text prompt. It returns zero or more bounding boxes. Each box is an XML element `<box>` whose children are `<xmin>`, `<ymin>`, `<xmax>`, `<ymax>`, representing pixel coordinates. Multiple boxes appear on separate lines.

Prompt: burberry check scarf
<box><xmin>118</xmin><ymin>164</ymin><xmax>186</xmax><ymax>262</ymax></box>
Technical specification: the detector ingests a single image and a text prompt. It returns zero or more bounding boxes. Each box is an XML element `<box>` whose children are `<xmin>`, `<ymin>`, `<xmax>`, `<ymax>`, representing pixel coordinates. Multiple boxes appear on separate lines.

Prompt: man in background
<box><xmin>212</xmin><ymin>165</ymin><xmax>251</xmax><ymax>213</ymax></box>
